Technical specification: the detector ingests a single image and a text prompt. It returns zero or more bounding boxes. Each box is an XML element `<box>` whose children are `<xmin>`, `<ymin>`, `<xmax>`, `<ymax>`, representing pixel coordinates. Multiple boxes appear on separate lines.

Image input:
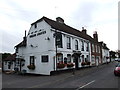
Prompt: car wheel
<box><xmin>114</xmin><ymin>72</ymin><xmax>117</xmax><ymax>76</ymax></box>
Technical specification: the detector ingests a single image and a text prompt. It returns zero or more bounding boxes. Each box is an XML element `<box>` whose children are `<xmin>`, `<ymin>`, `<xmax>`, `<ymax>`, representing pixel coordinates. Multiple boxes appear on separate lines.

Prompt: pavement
<box><xmin>2</xmin><ymin>61</ymin><xmax>119</xmax><ymax>89</ymax></box>
<box><xmin>52</xmin><ymin>61</ymin><xmax>115</xmax><ymax>77</ymax></box>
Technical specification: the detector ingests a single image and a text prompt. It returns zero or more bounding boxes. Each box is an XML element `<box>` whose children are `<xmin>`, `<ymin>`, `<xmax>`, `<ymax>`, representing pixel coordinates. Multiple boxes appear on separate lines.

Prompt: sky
<box><xmin>0</xmin><ymin>0</ymin><xmax>119</xmax><ymax>53</ymax></box>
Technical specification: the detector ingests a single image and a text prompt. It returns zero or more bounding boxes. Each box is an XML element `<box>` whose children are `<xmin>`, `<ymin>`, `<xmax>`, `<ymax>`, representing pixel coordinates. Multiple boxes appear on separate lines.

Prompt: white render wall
<box><xmin>102</xmin><ymin>48</ymin><xmax>110</xmax><ymax>63</ymax></box>
<box><xmin>3</xmin><ymin>61</ymin><xmax>15</xmax><ymax>71</ymax></box>
<box><xmin>16</xmin><ymin>20</ymin><xmax>91</xmax><ymax>75</ymax></box>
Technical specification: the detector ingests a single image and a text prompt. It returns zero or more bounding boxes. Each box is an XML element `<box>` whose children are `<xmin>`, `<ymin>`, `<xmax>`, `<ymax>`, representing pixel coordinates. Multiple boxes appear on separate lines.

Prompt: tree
<box><xmin>2</xmin><ymin>53</ymin><xmax>11</xmax><ymax>60</ymax></box>
<box><xmin>109</xmin><ymin>51</ymin><xmax>116</xmax><ymax>59</ymax></box>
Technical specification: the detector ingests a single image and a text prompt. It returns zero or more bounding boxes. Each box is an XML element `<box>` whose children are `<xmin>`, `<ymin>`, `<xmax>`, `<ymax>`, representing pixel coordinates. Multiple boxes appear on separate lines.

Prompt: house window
<box><xmin>30</xmin><ymin>56</ymin><xmax>35</xmax><ymax>65</ymax></box>
<box><xmin>79</xmin><ymin>57</ymin><xmax>81</xmax><ymax>62</ymax></box>
<box><xmin>98</xmin><ymin>46</ymin><xmax>99</xmax><ymax>53</ymax></box>
<box><xmin>96</xmin><ymin>45</ymin><xmax>98</xmax><ymax>52</ymax></box>
<box><xmin>8</xmin><ymin>62</ymin><xmax>11</xmax><ymax>69</ymax></box>
<box><xmin>41</xmin><ymin>55</ymin><xmax>49</xmax><ymax>62</ymax></box>
<box><xmin>57</xmin><ymin>53</ymin><xmax>63</xmax><ymax>63</ymax></box>
<box><xmin>73</xmin><ymin>57</ymin><xmax>75</xmax><ymax>63</ymax></box>
<box><xmin>67</xmin><ymin>37</ymin><xmax>71</xmax><ymax>49</ymax></box>
<box><xmin>81</xmin><ymin>40</ymin><xmax>84</xmax><ymax>51</ymax></box>
<box><xmin>92</xmin><ymin>44</ymin><xmax>94</xmax><ymax>52</ymax></box>
<box><xmin>64</xmin><ymin>57</ymin><xmax>67</xmax><ymax>64</ymax></box>
<box><xmin>34</xmin><ymin>23</ymin><xmax>37</xmax><ymax>28</ymax></box>
<box><xmin>75</xmin><ymin>40</ymin><xmax>78</xmax><ymax>50</ymax></box>
<box><xmin>92</xmin><ymin>55</ymin><xmax>95</xmax><ymax>63</ymax></box>
<box><xmin>5</xmin><ymin>61</ymin><xmax>7</xmax><ymax>65</ymax></box>
<box><xmin>82</xmin><ymin>55</ymin><xmax>84</xmax><ymax>62</ymax></box>
<box><xmin>16</xmin><ymin>48</ymin><xmax>18</xmax><ymax>53</ymax></box>
<box><xmin>67</xmin><ymin>54</ymin><xmax>71</xmax><ymax>63</ymax></box>
<box><xmin>86</xmin><ymin>55</ymin><xmax>89</xmax><ymax>62</ymax></box>
<box><xmin>98</xmin><ymin>46</ymin><xmax>100</xmax><ymax>53</ymax></box>
<box><xmin>86</xmin><ymin>43</ymin><xmax>89</xmax><ymax>51</ymax></box>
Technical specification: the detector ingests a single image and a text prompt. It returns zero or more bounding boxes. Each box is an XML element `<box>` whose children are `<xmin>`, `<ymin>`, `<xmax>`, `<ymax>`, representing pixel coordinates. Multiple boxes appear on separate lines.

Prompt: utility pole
<box><xmin>55</xmin><ymin>29</ymin><xmax>57</xmax><ymax>71</ymax></box>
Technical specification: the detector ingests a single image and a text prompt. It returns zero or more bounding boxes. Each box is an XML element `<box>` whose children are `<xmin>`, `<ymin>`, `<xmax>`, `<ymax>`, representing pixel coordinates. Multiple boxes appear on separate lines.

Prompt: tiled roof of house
<box><xmin>102</xmin><ymin>44</ymin><xmax>109</xmax><ymax>50</ymax></box>
<box><xmin>99</xmin><ymin>42</ymin><xmax>109</xmax><ymax>50</ymax></box>
<box><xmin>32</xmin><ymin>16</ymin><xmax>100</xmax><ymax>45</ymax></box>
<box><xmin>4</xmin><ymin>53</ymin><xmax>16</xmax><ymax>61</ymax></box>
<box><xmin>15</xmin><ymin>37</ymin><xmax>27</xmax><ymax>48</ymax></box>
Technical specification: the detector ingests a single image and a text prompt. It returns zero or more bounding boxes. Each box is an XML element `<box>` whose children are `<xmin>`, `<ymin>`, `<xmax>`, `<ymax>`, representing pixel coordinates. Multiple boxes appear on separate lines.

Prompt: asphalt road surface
<box><xmin>2</xmin><ymin>61</ymin><xmax>120</xmax><ymax>89</ymax></box>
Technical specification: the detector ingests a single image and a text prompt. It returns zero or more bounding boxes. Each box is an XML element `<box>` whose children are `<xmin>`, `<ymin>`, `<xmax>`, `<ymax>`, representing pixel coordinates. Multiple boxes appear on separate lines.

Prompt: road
<box><xmin>2</xmin><ymin>61</ymin><xmax>120</xmax><ymax>89</ymax></box>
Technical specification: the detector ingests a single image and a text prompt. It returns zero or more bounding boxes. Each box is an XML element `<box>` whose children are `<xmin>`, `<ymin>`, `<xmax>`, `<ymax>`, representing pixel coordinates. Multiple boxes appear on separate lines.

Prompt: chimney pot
<box><xmin>93</xmin><ymin>31</ymin><xmax>98</xmax><ymax>41</ymax></box>
<box><xmin>82</xmin><ymin>27</ymin><xmax>84</xmax><ymax>30</ymax></box>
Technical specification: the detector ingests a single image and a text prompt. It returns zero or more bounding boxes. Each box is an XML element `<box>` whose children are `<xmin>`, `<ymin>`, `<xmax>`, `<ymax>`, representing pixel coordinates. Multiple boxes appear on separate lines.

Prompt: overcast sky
<box><xmin>0</xmin><ymin>0</ymin><xmax>118</xmax><ymax>53</ymax></box>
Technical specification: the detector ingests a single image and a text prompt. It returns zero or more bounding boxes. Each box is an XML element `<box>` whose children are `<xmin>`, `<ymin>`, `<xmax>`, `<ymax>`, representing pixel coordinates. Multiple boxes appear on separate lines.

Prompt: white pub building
<box><xmin>15</xmin><ymin>16</ymin><xmax>93</xmax><ymax>75</ymax></box>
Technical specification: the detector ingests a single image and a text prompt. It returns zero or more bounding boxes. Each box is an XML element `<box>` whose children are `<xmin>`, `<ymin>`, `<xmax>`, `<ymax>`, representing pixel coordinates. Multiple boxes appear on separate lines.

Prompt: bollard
<box><xmin>72</xmin><ymin>68</ymin><xmax>75</xmax><ymax>75</ymax></box>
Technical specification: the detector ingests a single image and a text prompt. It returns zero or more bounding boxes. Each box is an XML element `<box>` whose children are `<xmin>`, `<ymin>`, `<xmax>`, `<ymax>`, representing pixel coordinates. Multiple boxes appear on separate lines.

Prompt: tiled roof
<box><xmin>99</xmin><ymin>42</ymin><xmax>109</xmax><ymax>50</ymax></box>
<box><xmin>32</xmin><ymin>16</ymin><xmax>100</xmax><ymax>44</ymax></box>
<box><xmin>4</xmin><ymin>53</ymin><xmax>16</xmax><ymax>61</ymax></box>
<box><xmin>102</xmin><ymin>45</ymin><xmax>109</xmax><ymax>50</ymax></box>
<box><xmin>15</xmin><ymin>38</ymin><xmax>26</xmax><ymax>48</ymax></box>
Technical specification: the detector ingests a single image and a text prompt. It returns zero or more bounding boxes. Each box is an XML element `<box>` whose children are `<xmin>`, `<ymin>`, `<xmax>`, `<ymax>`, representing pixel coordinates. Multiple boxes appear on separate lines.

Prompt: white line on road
<box><xmin>76</xmin><ymin>80</ymin><xmax>95</xmax><ymax>90</ymax></box>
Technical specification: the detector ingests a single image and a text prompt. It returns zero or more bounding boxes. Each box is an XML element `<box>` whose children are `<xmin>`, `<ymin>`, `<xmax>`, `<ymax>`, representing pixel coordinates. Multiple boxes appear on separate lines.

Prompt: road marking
<box><xmin>76</xmin><ymin>80</ymin><xmax>95</xmax><ymax>90</ymax></box>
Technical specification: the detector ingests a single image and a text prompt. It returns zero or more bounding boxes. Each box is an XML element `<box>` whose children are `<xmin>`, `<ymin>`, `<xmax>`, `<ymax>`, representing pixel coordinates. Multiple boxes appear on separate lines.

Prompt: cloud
<box><xmin>0</xmin><ymin>0</ymin><xmax>119</xmax><ymax>53</ymax></box>
<box><xmin>2</xmin><ymin>30</ymin><xmax>23</xmax><ymax>53</ymax></box>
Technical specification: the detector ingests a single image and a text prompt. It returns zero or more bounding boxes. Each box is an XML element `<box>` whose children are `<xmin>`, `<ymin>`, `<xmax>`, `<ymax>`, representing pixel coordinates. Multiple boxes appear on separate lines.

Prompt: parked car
<box><xmin>115</xmin><ymin>58</ymin><xmax>120</xmax><ymax>62</ymax></box>
<box><xmin>114</xmin><ymin>63</ymin><xmax>120</xmax><ymax>76</ymax></box>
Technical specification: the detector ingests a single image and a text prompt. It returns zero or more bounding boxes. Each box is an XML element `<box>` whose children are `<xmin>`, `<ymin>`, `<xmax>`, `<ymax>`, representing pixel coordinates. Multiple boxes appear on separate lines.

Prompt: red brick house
<box><xmin>90</xmin><ymin>31</ymin><xmax>102</xmax><ymax>66</ymax></box>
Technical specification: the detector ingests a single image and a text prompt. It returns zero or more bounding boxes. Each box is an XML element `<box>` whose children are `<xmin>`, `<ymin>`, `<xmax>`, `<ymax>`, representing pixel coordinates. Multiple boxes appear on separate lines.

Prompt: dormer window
<box><xmin>34</xmin><ymin>23</ymin><xmax>37</xmax><ymax>28</ymax></box>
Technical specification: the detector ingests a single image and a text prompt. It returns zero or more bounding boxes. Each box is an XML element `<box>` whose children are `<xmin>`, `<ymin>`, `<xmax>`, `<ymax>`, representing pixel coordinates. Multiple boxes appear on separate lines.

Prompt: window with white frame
<box><xmin>75</xmin><ymin>40</ymin><xmax>78</xmax><ymax>50</ymax></box>
<box><xmin>96</xmin><ymin>45</ymin><xmax>98</xmax><ymax>52</ymax></box>
<box><xmin>73</xmin><ymin>57</ymin><xmax>75</xmax><ymax>63</ymax></box>
<box><xmin>41</xmin><ymin>55</ymin><xmax>49</xmax><ymax>62</ymax></box>
<box><xmin>92</xmin><ymin>55</ymin><xmax>95</xmax><ymax>63</ymax></box>
<box><xmin>98</xmin><ymin>46</ymin><xmax>100</xmax><ymax>53</ymax></box>
<box><xmin>67</xmin><ymin>37</ymin><xmax>71</xmax><ymax>49</ymax></box>
<box><xmin>86</xmin><ymin>55</ymin><xmax>89</xmax><ymax>62</ymax></box>
<box><xmin>34</xmin><ymin>23</ymin><xmax>37</xmax><ymax>28</ymax></box>
<box><xmin>5</xmin><ymin>61</ymin><xmax>7</xmax><ymax>65</ymax></box>
<box><xmin>67</xmin><ymin>54</ymin><xmax>71</xmax><ymax>63</ymax></box>
<box><xmin>30</xmin><ymin>56</ymin><xmax>35</xmax><ymax>65</ymax></box>
<box><xmin>82</xmin><ymin>55</ymin><xmax>84</xmax><ymax>62</ymax></box>
<box><xmin>79</xmin><ymin>57</ymin><xmax>81</xmax><ymax>62</ymax></box>
<box><xmin>98</xmin><ymin>46</ymin><xmax>99</xmax><ymax>53</ymax></box>
<box><xmin>81</xmin><ymin>40</ymin><xmax>84</xmax><ymax>51</ymax></box>
<box><xmin>92</xmin><ymin>44</ymin><xmax>94</xmax><ymax>52</ymax></box>
<box><xmin>86</xmin><ymin>42</ymin><xmax>89</xmax><ymax>51</ymax></box>
<box><xmin>57</xmin><ymin>54</ymin><xmax>63</xmax><ymax>63</ymax></box>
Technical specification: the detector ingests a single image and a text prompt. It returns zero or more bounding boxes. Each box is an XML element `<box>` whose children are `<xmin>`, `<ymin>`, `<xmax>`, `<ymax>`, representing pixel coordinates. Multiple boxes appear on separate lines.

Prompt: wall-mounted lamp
<box><xmin>45</xmin><ymin>37</ymin><xmax>50</xmax><ymax>40</ymax></box>
<box><xmin>30</xmin><ymin>44</ymin><xmax>33</xmax><ymax>47</ymax></box>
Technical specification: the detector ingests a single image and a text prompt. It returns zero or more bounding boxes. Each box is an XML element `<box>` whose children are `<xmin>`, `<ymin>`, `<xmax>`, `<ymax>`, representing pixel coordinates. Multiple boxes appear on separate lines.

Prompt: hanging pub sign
<box><xmin>55</xmin><ymin>32</ymin><xmax>63</xmax><ymax>48</ymax></box>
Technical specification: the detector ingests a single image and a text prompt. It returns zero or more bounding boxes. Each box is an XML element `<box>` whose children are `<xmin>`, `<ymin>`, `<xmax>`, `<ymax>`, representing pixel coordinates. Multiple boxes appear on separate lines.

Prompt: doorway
<box><xmin>75</xmin><ymin>56</ymin><xmax>79</xmax><ymax>69</ymax></box>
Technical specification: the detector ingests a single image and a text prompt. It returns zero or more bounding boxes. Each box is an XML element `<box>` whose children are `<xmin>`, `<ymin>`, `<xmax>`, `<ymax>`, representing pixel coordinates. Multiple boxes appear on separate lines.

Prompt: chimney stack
<box><xmin>82</xmin><ymin>27</ymin><xmax>87</xmax><ymax>34</ymax></box>
<box><xmin>56</xmin><ymin>17</ymin><xmax>64</xmax><ymax>24</ymax></box>
<box><xmin>23</xmin><ymin>30</ymin><xmax>27</xmax><ymax>45</ymax></box>
<box><xmin>93</xmin><ymin>31</ymin><xmax>98</xmax><ymax>42</ymax></box>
